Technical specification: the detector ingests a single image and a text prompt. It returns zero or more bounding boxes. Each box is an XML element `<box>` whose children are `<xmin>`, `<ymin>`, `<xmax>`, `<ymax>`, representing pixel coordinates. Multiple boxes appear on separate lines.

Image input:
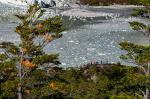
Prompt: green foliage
<box><xmin>0</xmin><ymin>42</ymin><xmax>20</xmax><ymax>55</ymax></box>
<box><xmin>119</xmin><ymin>42</ymin><xmax>150</xmax><ymax>65</ymax></box>
<box><xmin>110</xmin><ymin>93</ymin><xmax>134</xmax><ymax>99</ymax></box>
<box><xmin>56</xmin><ymin>64</ymin><xmax>150</xmax><ymax>99</ymax></box>
<box><xmin>121</xmin><ymin>74</ymin><xmax>150</xmax><ymax>89</ymax></box>
<box><xmin>120</xmin><ymin>6</ymin><xmax>150</xmax><ymax>65</ymax></box>
<box><xmin>138</xmin><ymin>0</ymin><xmax>150</xmax><ymax>5</ymax></box>
<box><xmin>129</xmin><ymin>21</ymin><xmax>147</xmax><ymax>30</ymax></box>
<box><xmin>0</xmin><ymin>60</ymin><xmax>17</xmax><ymax>82</ymax></box>
<box><xmin>132</xmin><ymin>8</ymin><xmax>149</xmax><ymax>16</ymax></box>
<box><xmin>1</xmin><ymin>80</ymin><xmax>18</xmax><ymax>98</ymax></box>
<box><xmin>0</xmin><ymin>54</ymin><xmax>7</xmax><ymax>61</ymax></box>
<box><xmin>0</xmin><ymin>3</ymin><xmax>64</xmax><ymax>99</ymax></box>
<box><xmin>119</xmin><ymin>2</ymin><xmax>150</xmax><ymax>98</ymax></box>
<box><xmin>1</xmin><ymin>1</ymin><xmax>150</xmax><ymax>99</ymax></box>
<box><xmin>80</xmin><ymin>0</ymin><xmax>150</xmax><ymax>6</ymax></box>
<box><xmin>87</xmin><ymin>0</ymin><xmax>100</xmax><ymax>6</ymax></box>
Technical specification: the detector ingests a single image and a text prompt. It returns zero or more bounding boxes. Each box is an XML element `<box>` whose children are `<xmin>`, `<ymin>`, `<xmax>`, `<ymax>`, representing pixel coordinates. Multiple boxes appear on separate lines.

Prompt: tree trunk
<box><xmin>18</xmin><ymin>86</ymin><xmax>22</xmax><ymax>99</ymax></box>
<box><xmin>18</xmin><ymin>50</ymin><xmax>23</xmax><ymax>99</ymax></box>
<box><xmin>143</xmin><ymin>89</ymin><xmax>149</xmax><ymax>99</ymax></box>
<box><xmin>141</xmin><ymin>89</ymin><xmax>149</xmax><ymax>99</ymax></box>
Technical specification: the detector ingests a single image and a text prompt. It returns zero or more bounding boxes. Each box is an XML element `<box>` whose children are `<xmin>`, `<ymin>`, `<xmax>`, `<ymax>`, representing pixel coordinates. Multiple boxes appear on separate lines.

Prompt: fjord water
<box><xmin>0</xmin><ymin>3</ymin><xmax>149</xmax><ymax>67</ymax></box>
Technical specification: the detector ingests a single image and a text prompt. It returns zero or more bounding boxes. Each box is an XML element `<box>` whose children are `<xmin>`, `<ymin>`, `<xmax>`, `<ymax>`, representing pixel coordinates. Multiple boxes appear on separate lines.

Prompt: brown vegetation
<box><xmin>79</xmin><ymin>0</ymin><xmax>145</xmax><ymax>6</ymax></box>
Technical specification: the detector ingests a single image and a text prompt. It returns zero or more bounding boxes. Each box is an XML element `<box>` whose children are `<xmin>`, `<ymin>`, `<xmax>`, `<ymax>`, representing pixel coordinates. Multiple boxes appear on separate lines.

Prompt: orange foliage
<box><xmin>48</xmin><ymin>82</ymin><xmax>58</xmax><ymax>90</ymax></box>
<box><xmin>25</xmin><ymin>89</ymin><xmax>30</xmax><ymax>94</ymax></box>
<box><xmin>36</xmin><ymin>23</ymin><xmax>43</xmax><ymax>29</ymax></box>
<box><xmin>16</xmin><ymin>83</ymin><xmax>21</xmax><ymax>88</ymax></box>
<box><xmin>21</xmin><ymin>60</ymin><xmax>36</xmax><ymax>68</ymax></box>
<box><xmin>16</xmin><ymin>29</ymin><xmax>21</xmax><ymax>33</ymax></box>
<box><xmin>45</xmin><ymin>35</ymin><xmax>53</xmax><ymax>42</ymax></box>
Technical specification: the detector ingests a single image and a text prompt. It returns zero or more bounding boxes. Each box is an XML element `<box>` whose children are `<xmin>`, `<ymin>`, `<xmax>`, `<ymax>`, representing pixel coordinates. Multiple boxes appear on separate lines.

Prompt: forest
<box><xmin>0</xmin><ymin>0</ymin><xmax>150</xmax><ymax>99</ymax></box>
<box><xmin>79</xmin><ymin>0</ymin><xmax>150</xmax><ymax>6</ymax></box>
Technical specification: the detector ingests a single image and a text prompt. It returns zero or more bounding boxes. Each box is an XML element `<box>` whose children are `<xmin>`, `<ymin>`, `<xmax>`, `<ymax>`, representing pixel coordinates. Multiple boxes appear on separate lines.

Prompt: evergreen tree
<box><xmin>119</xmin><ymin>3</ymin><xmax>150</xmax><ymax>99</ymax></box>
<box><xmin>0</xmin><ymin>2</ymin><xmax>64</xmax><ymax>99</ymax></box>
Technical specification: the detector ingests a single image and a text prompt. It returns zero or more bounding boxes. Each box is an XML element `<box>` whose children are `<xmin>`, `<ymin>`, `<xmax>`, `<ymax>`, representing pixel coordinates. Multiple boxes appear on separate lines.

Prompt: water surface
<box><xmin>0</xmin><ymin>3</ymin><xmax>149</xmax><ymax>67</ymax></box>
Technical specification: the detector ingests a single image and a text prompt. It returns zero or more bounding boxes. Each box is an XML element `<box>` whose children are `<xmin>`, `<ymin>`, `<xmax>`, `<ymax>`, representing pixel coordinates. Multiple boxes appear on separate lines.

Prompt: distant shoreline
<box><xmin>61</xmin><ymin>5</ymin><xmax>143</xmax><ymax>18</ymax></box>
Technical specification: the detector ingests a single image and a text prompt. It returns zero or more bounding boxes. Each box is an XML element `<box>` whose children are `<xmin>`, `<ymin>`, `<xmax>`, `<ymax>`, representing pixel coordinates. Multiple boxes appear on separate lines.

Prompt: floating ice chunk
<box><xmin>87</xmin><ymin>48</ymin><xmax>96</xmax><ymax>51</ymax></box>
<box><xmin>61</xmin><ymin>63</ymin><xmax>67</xmax><ymax>66</ymax></box>
<box><xmin>98</xmin><ymin>53</ymin><xmax>106</xmax><ymax>56</ymax></box>
<box><xmin>68</xmin><ymin>40</ymin><xmax>74</xmax><ymax>43</ymax></box>
<box><xmin>60</xmin><ymin>48</ymin><xmax>63</xmax><ymax>50</ymax></box>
